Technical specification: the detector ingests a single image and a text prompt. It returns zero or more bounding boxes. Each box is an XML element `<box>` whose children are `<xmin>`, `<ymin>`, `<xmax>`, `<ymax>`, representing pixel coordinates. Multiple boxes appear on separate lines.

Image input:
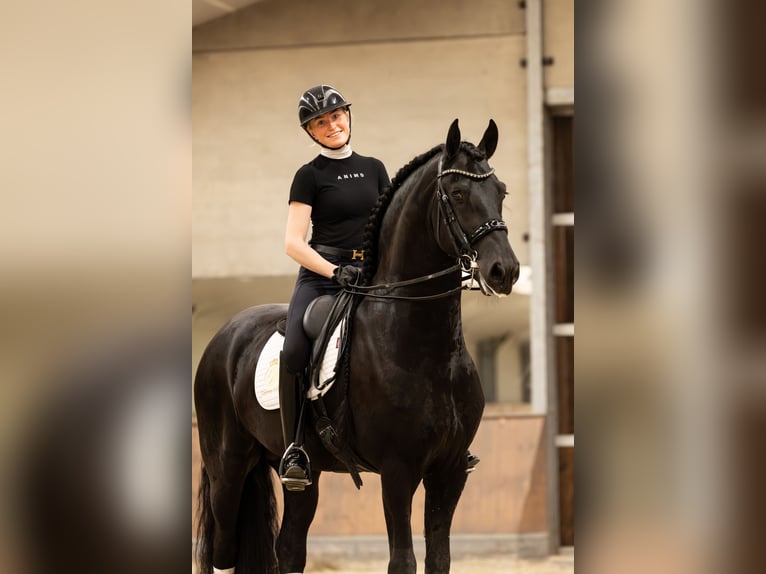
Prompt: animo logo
<box><xmin>337</xmin><ymin>172</ymin><xmax>365</xmax><ymax>180</ymax></box>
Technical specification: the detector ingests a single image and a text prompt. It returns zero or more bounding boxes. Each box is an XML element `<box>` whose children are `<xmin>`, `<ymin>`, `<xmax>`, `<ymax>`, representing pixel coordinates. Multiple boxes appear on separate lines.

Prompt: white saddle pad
<box><xmin>254</xmin><ymin>321</ymin><xmax>344</xmax><ymax>411</ymax></box>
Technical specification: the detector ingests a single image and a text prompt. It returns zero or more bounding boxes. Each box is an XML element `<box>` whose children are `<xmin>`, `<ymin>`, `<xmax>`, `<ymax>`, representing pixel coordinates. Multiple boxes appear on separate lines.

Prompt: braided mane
<box><xmin>359</xmin><ymin>141</ymin><xmax>487</xmax><ymax>284</ymax></box>
<box><xmin>358</xmin><ymin>143</ymin><xmax>442</xmax><ymax>283</ymax></box>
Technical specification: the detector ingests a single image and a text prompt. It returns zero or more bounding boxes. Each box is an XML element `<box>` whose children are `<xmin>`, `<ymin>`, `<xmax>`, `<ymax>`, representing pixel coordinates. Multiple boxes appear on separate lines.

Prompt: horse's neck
<box><xmin>367</xmin><ymin>161</ymin><xmax>464</xmax><ymax>347</ymax></box>
<box><xmin>374</xmin><ymin>162</ymin><xmax>455</xmax><ymax>284</ymax></box>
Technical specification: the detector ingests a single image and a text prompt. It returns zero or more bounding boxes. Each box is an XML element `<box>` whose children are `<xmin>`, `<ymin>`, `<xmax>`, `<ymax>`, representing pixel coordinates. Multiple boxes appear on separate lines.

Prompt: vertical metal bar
<box><xmin>526</xmin><ymin>0</ymin><xmax>560</xmax><ymax>554</ymax></box>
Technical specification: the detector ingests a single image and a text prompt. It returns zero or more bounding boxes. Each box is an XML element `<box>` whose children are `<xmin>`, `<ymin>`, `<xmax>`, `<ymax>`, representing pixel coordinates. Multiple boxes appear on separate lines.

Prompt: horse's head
<box><xmin>434</xmin><ymin>119</ymin><xmax>520</xmax><ymax>296</ymax></box>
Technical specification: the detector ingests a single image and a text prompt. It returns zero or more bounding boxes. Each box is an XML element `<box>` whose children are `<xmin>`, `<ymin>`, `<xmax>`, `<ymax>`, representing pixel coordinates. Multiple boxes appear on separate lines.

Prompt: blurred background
<box><xmin>575</xmin><ymin>1</ymin><xmax>766</xmax><ymax>573</ymax></box>
<box><xmin>0</xmin><ymin>1</ymin><xmax>190</xmax><ymax>572</ymax></box>
<box><xmin>0</xmin><ymin>0</ymin><xmax>763</xmax><ymax>572</ymax></box>
<box><xmin>191</xmin><ymin>0</ymin><xmax>574</xmax><ymax>563</ymax></box>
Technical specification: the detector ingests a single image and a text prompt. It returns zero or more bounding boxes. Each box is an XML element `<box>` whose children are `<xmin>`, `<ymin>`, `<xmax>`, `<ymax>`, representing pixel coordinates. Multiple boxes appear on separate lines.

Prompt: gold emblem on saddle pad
<box><xmin>265</xmin><ymin>358</ymin><xmax>279</xmax><ymax>392</ymax></box>
<box><xmin>352</xmin><ymin>249</ymin><xmax>364</xmax><ymax>260</ymax></box>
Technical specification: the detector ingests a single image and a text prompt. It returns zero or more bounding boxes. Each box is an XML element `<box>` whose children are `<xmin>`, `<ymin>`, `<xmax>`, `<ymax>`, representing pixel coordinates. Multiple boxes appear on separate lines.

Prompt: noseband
<box><xmin>346</xmin><ymin>153</ymin><xmax>508</xmax><ymax>301</ymax></box>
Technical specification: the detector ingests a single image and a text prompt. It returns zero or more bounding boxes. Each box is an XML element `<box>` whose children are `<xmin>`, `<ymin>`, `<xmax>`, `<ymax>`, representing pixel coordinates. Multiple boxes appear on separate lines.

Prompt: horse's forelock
<box><xmin>457</xmin><ymin>141</ymin><xmax>488</xmax><ymax>164</ymax></box>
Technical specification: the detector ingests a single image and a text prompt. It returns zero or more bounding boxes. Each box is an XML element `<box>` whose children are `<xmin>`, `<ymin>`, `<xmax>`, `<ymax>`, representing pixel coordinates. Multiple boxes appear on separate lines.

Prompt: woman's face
<box><xmin>307</xmin><ymin>107</ymin><xmax>350</xmax><ymax>147</ymax></box>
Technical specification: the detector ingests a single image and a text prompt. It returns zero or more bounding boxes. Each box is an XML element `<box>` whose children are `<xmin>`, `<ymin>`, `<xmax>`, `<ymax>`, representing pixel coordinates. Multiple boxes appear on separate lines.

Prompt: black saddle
<box><xmin>274</xmin><ymin>295</ymin><xmax>337</xmax><ymax>338</ymax></box>
<box><xmin>302</xmin><ymin>294</ymin><xmax>337</xmax><ymax>340</ymax></box>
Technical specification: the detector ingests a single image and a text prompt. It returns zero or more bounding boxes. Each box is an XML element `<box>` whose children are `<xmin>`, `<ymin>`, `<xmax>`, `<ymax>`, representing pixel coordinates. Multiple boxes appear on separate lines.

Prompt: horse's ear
<box><xmin>478</xmin><ymin>119</ymin><xmax>498</xmax><ymax>159</ymax></box>
<box><xmin>445</xmin><ymin>119</ymin><xmax>461</xmax><ymax>158</ymax></box>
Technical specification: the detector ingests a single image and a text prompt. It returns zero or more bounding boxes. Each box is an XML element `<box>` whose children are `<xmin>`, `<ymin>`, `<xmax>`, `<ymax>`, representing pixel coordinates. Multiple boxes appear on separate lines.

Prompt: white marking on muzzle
<box><xmin>478</xmin><ymin>273</ymin><xmax>508</xmax><ymax>298</ymax></box>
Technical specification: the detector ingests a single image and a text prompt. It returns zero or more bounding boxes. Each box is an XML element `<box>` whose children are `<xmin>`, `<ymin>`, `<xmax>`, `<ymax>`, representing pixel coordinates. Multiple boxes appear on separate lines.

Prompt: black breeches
<box><xmin>282</xmin><ymin>265</ymin><xmax>344</xmax><ymax>375</ymax></box>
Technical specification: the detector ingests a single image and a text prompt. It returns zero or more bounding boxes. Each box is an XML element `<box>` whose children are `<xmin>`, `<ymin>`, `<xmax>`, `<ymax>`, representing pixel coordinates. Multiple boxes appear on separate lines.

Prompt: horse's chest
<box><xmin>357</xmin><ymin>373</ymin><xmax>463</xmax><ymax>430</ymax></box>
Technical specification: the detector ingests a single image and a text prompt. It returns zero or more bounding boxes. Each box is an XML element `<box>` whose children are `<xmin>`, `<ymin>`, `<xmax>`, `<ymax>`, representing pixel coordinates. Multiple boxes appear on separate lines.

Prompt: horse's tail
<box><xmin>236</xmin><ymin>457</ymin><xmax>279</xmax><ymax>573</ymax></box>
<box><xmin>195</xmin><ymin>458</ymin><xmax>279</xmax><ymax>574</ymax></box>
<box><xmin>195</xmin><ymin>464</ymin><xmax>215</xmax><ymax>574</ymax></box>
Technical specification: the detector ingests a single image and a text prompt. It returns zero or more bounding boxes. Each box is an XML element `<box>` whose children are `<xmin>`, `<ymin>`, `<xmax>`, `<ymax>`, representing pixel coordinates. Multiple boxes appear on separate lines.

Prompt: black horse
<box><xmin>195</xmin><ymin>119</ymin><xmax>520</xmax><ymax>574</ymax></box>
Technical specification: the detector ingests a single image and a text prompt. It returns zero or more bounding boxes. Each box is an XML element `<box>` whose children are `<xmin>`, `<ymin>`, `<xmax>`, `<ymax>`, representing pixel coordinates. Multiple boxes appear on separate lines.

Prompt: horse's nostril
<box><xmin>490</xmin><ymin>262</ymin><xmax>505</xmax><ymax>281</ymax></box>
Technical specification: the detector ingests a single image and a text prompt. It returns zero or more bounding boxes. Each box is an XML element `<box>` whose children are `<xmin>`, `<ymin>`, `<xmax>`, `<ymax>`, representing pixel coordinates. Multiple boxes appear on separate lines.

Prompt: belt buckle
<box><xmin>351</xmin><ymin>249</ymin><xmax>364</xmax><ymax>261</ymax></box>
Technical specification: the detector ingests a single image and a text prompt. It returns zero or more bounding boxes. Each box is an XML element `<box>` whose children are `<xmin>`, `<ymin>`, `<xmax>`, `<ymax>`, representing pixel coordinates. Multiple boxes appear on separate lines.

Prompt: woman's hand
<box><xmin>332</xmin><ymin>265</ymin><xmax>362</xmax><ymax>287</ymax></box>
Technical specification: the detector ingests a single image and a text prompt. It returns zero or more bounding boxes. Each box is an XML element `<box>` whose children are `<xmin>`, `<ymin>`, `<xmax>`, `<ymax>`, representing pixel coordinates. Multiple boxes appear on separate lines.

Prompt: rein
<box><xmin>344</xmin><ymin>262</ymin><xmax>465</xmax><ymax>301</ymax></box>
<box><xmin>345</xmin><ymin>153</ymin><xmax>507</xmax><ymax>301</ymax></box>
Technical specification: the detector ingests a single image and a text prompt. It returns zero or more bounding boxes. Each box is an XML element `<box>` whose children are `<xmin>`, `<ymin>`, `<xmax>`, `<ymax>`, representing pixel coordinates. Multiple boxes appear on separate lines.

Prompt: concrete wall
<box><xmin>192</xmin><ymin>0</ymin><xmax>526</xmax><ymax>51</ymax></box>
<box><xmin>544</xmin><ymin>0</ymin><xmax>575</xmax><ymax>89</ymax></box>
<box><xmin>497</xmin><ymin>333</ymin><xmax>530</xmax><ymax>403</ymax></box>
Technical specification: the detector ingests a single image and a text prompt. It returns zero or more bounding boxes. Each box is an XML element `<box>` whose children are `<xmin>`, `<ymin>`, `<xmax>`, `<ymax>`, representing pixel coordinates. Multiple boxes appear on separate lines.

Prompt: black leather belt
<box><xmin>312</xmin><ymin>244</ymin><xmax>366</xmax><ymax>261</ymax></box>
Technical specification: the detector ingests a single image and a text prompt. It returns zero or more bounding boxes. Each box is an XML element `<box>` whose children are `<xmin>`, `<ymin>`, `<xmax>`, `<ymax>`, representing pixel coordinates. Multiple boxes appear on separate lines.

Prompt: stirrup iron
<box><xmin>279</xmin><ymin>443</ymin><xmax>313</xmax><ymax>491</ymax></box>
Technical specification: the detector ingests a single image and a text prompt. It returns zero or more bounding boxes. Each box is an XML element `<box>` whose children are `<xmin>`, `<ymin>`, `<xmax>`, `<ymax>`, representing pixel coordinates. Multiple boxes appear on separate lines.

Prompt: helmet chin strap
<box><xmin>308</xmin><ymin>127</ymin><xmax>351</xmax><ymax>147</ymax></box>
<box><xmin>319</xmin><ymin>134</ymin><xmax>350</xmax><ymax>150</ymax></box>
<box><xmin>307</xmin><ymin>129</ymin><xmax>352</xmax><ymax>158</ymax></box>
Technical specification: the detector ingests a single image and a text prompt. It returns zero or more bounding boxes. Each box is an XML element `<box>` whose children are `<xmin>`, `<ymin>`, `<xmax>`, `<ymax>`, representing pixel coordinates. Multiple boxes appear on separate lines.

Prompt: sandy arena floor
<box><xmin>306</xmin><ymin>552</ymin><xmax>574</xmax><ymax>573</ymax></box>
<box><xmin>192</xmin><ymin>550</ymin><xmax>574</xmax><ymax>573</ymax></box>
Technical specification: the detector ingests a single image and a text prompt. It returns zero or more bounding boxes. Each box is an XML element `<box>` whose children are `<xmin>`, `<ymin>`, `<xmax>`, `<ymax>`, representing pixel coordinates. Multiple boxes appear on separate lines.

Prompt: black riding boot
<box><xmin>278</xmin><ymin>352</ymin><xmax>312</xmax><ymax>491</ymax></box>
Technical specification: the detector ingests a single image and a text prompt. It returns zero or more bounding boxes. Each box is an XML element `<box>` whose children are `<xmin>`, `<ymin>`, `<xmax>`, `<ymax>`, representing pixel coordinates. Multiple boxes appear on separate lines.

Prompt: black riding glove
<box><xmin>332</xmin><ymin>265</ymin><xmax>362</xmax><ymax>287</ymax></box>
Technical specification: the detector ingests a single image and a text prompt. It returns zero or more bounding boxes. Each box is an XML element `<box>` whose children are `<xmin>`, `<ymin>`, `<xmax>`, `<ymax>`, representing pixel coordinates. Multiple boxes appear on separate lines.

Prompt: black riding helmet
<box><xmin>298</xmin><ymin>84</ymin><xmax>352</xmax><ymax>148</ymax></box>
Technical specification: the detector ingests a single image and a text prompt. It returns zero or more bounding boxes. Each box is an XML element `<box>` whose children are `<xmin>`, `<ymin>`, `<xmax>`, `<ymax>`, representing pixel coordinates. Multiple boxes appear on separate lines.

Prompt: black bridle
<box><xmin>434</xmin><ymin>155</ymin><xmax>507</xmax><ymax>260</ymax></box>
<box><xmin>346</xmin><ymin>154</ymin><xmax>508</xmax><ymax>301</ymax></box>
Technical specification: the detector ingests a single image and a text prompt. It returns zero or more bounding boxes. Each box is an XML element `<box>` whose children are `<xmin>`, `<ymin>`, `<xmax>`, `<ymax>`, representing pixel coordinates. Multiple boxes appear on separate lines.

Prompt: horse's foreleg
<box><xmin>381</xmin><ymin>467</ymin><xmax>420</xmax><ymax>574</ymax></box>
<box><xmin>423</xmin><ymin>464</ymin><xmax>468</xmax><ymax>574</ymax></box>
<box><xmin>277</xmin><ymin>470</ymin><xmax>321</xmax><ymax>574</ymax></box>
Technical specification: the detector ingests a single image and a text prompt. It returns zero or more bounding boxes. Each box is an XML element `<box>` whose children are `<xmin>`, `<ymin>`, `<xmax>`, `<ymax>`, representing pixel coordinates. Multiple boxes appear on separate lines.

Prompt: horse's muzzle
<box><xmin>478</xmin><ymin>253</ymin><xmax>520</xmax><ymax>296</ymax></box>
<box><xmin>478</xmin><ymin>242</ymin><xmax>521</xmax><ymax>297</ymax></box>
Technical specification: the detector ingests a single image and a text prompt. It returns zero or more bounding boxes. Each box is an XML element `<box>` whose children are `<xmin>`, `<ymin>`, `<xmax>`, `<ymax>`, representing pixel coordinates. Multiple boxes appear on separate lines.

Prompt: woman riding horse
<box><xmin>280</xmin><ymin>85</ymin><xmax>477</xmax><ymax>489</ymax></box>
<box><xmin>195</xmin><ymin>114</ymin><xmax>519</xmax><ymax>574</ymax></box>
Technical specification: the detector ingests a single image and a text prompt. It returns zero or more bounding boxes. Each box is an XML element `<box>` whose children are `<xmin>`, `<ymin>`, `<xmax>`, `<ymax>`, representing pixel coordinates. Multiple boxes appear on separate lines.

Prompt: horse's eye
<box><xmin>451</xmin><ymin>190</ymin><xmax>465</xmax><ymax>201</ymax></box>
